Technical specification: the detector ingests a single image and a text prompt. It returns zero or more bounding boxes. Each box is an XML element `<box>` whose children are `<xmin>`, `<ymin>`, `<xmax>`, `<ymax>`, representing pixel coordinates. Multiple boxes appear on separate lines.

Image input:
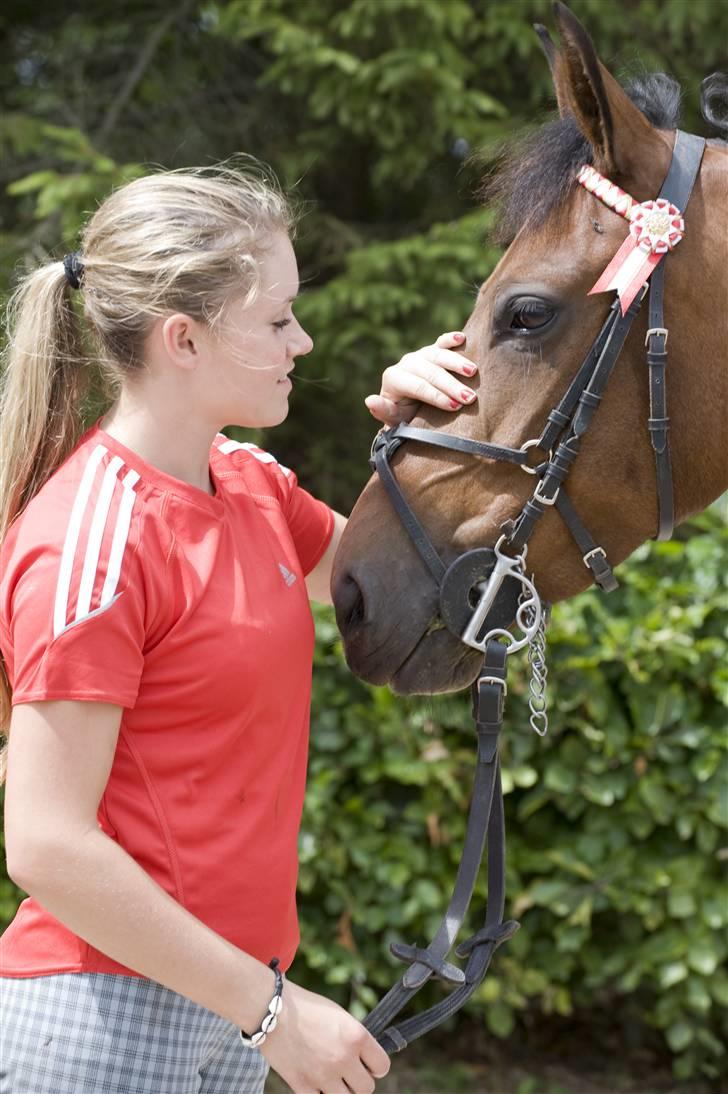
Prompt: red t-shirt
<box><xmin>0</xmin><ymin>417</ymin><xmax>334</xmax><ymax>978</ymax></box>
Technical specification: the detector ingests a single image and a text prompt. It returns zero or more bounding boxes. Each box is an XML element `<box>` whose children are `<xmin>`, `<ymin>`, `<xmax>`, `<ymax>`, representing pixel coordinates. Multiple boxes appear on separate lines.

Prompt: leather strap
<box><xmin>645</xmin><ymin>259</ymin><xmax>674</xmax><ymax>541</ymax></box>
<box><xmin>506</xmin><ymin>290</ymin><xmax>646</xmax><ymax>553</ymax></box>
<box><xmin>377</xmin><ymin>777</ymin><xmax>519</xmax><ymax>1053</ymax></box>
<box><xmin>373</xmin><ymin>439</ymin><xmax>446</xmax><ymax>583</ymax></box>
<box><xmin>538</xmin><ymin>299</ymin><xmax>621</xmax><ymax>453</ymax></box>
<box><xmin>392</xmin><ymin>424</ymin><xmax>528</xmax><ymax>467</ymax></box>
<box><xmin>364</xmin><ymin>641</ymin><xmax>515</xmax><ymax>1051</ymax></box>
<box><xmin>658</xmin><ymin>130</ymin><xmax>706</xmax><ymax>212</ymax></box>
<box><xmin>645</xmin><ymin>130</ymin><xmax>706</xmax><ymax>540</ymax></box>
<box><xmin>555</xmin><ymin>489</ymin><xmax>618</xmax><ymax>591</ymax></box>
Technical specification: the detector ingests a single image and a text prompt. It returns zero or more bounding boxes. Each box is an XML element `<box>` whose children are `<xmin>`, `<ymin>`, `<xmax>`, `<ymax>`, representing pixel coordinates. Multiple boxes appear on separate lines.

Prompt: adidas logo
<box><xmin>278</xmin><ymin>563</ymin><xmax>297</xmax><ymax>587</ymax></box>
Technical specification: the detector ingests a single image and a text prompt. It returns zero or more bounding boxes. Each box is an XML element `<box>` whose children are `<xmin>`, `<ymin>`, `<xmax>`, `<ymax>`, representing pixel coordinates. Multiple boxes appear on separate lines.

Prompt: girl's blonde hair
<box><xmin>0</xmin><ymin>159</ymin><xmax>295</xmax><ymax>783</ymax></box>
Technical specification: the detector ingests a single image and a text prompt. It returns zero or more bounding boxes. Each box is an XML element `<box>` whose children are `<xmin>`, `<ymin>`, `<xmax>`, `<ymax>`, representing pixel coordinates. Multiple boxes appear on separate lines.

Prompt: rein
<box><xmin>362</xmin><ymin>130</ymin><xmax>705</xmax><ymax>1054</ymax></box>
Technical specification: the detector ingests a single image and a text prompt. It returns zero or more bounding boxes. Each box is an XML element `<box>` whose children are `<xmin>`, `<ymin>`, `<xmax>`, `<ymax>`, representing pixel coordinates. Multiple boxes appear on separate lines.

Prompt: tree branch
<box><xmin>95</xmin><ymin>0</ymin><xmax>197</xmax><ymax>148</ymax></box>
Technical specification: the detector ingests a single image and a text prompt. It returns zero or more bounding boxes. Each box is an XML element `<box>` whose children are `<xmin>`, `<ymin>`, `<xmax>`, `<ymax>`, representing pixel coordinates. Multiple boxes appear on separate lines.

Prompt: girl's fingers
<box><xmin>402</xmin><ymin>344</ymin><xmax>477</xmax><ymax>375</ymax></box>
<box><xmin>365</xmin><ymin>386</ymin><xmax>457</xmax><ymax>424</ymax></box>
<box><xmin>425</xmin><ymin>347</ymin><xmax>477</xmax><ymax>375</ymax></box>
<box><xmin>365</xmin><ymin>335</ymin><xmax>479</xmax><ymax>422</ymax></box>
<box><xmin>435</xmin><ymin>331</ymin><xmax>467</xmax><ymax>349</ymax></box>
<box><xmin>380</xmin><ymin>360</ymin><xmax>477</xmax><ymax>409</ymax></box>
<box><xmin>380</xmin><ymin>374</ymin><xmax>475</xmax><ymax>414</ymax></box>
<box><xmin>364</xmin><ymin>394</ymin><xmax>407</xmax><ymax>424</ymax></box>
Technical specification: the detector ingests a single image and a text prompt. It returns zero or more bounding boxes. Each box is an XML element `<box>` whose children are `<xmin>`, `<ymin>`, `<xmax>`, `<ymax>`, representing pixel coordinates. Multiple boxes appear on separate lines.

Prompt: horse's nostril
<box><xmin>337</xmin><ymin>573</ymin><xmax>366</xmax><ymax>631</ymax></box>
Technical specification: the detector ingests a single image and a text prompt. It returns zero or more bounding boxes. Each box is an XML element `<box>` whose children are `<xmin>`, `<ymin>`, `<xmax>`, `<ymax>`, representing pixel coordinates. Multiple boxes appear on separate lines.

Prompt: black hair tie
<box><xmin>63</xmin><ymin>252</ymin><xmax>85</xmax><ymax>290</ymax></box>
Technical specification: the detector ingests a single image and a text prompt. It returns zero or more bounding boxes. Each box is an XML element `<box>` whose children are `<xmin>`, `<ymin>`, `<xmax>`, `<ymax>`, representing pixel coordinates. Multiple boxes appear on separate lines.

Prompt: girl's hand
<box><xmin>364</xmin><ymin>331</ymin><xmax>478</xmax><ymax>426</ymax></box>
<box><xmin>261</xmin><ymin>978</ymin><xmax>390</xmax><ymax>1093</ymax></box>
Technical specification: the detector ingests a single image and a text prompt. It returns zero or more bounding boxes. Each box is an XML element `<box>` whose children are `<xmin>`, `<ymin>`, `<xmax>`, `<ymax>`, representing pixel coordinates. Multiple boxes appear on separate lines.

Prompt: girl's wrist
<box><xmin>239</xmin><ymin>957</ymin><xmax>284</xmax><ymax>1047</ymax></box>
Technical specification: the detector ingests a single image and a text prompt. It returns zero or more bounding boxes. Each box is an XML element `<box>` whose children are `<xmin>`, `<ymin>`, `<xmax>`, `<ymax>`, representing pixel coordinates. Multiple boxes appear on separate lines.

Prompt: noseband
<box><xmin>362</xmin><ymin>130</ymin><xmax>705</xmax><ymax>1054</ymax></box>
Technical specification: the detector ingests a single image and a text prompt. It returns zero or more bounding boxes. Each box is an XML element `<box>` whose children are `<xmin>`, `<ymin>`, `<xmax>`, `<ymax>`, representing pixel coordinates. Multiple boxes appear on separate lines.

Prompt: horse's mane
<box><xmin>484</xmin><ymin>72</ymin><xmax>727</xmax><ymax>247</ymax></box>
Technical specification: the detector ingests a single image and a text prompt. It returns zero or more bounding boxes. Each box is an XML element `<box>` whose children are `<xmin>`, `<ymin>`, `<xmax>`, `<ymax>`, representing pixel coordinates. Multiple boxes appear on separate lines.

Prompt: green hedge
<box><xmin>296</xmin><ymin>506</ymin><xmax>727</xmax><ymax>1081</ymax></box>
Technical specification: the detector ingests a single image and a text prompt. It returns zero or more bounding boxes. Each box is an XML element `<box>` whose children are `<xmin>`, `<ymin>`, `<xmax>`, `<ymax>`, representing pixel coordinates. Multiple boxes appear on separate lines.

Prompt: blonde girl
<box><xmin>0</xmin><ymin>161</ymin><xmax>478</xmax><ymax>1093</ymax></box>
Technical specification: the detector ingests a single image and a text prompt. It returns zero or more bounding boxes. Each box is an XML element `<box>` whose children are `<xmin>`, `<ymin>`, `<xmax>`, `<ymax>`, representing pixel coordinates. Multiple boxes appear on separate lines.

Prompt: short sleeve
<box><xmin>216</xmin><ymin>439</ymin><xmax>335</xmax><ymax>576</ymax></box>
<box><xmin>278</xmin><ymin>470</ymin><xmax>335</xmax><ymax>576</ymax></box>
<box><xmin>261</xmin><ymin>460</ymin><xmax>335</xmax><ymax>576</ymax></box>
<box><xmin>3</xmin><ymin>529</ymin><xmax>148</xmax><ymax>711</ymax></box>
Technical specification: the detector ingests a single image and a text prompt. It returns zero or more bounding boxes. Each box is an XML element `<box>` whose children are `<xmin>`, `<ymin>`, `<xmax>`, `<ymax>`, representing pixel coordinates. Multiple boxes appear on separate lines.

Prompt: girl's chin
<box><xmin>223</xmin><ymin>383</ymin><xmax>293</xmax><ymax>429</ymax></box>
<box><xmin>236</xmin><ymin>405</ymin><xmax>290</xmax><ymax>430</ymax></box>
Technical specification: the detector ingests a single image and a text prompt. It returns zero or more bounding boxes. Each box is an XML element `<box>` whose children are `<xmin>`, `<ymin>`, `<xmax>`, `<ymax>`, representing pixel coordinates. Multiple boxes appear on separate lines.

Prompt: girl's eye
<box><xmin>510</xmin><ymin>298</ymin><xmax>555</xmax><ymax>332</ymax></box>
<box><xmin>272</xmin><ymin>319</ymin><xmax>292</xmax><ymax>331</ymax></box>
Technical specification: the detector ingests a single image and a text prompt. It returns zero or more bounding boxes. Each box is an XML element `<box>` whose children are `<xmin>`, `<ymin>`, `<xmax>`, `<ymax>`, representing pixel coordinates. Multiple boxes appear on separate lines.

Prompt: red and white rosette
<box><xmin>577</xmin><ymin>165</ymin><xmax>685</xmax><ymax>314</ymax></box>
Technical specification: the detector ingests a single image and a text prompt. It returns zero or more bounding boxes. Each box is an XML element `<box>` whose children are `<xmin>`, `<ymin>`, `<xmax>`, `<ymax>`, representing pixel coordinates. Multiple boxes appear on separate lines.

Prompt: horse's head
<box><xmin>332</xmin><ymin>2</ymin><xmax>727</xmax><ymax>695</ymax></box>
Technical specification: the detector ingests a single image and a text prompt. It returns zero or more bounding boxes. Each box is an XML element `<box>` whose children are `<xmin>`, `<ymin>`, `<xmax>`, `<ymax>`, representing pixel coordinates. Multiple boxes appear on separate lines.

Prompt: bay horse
<box><xmin>332</xmin><ymin>3</ymin><xmax>727</xmax><ymax>700</ymax></box>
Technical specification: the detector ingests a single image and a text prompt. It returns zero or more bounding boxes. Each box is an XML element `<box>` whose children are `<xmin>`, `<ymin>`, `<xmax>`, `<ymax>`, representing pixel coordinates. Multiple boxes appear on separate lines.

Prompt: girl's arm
<box><xmin>4</xmin><ymin>699</ymin><xmax>277</xmax><ymax>1033</ymax></box>
<box><xmin>305</xmin><ymin>510</ymin><xmax>348</xmax><ymax>604</ymax></box>
<box><xmin>4</xmin><ymin>700</ymin><xmax>391</xmax><ymax>1090</ymax></box>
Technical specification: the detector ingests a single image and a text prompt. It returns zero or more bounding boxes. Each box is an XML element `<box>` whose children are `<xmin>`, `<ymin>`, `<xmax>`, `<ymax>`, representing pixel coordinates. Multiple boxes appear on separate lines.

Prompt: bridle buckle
<box><xmin>645</xmin><ymin>326</ymin><xmax>669</xmax><ymax>347</ymax></box>
<box><xmin>533</xmin><ymin>478</ymin><xmax>560</xmax><ymax>506</ymax></box>
<box><xmin>582</xmin><ymin>546</ymin><xmax>607</xmax><ymax>568</ymax></box>
<box><xmin>477</xmin><ymin>674</ymin><xmax>508</xmax><ymax>697</ymax></box>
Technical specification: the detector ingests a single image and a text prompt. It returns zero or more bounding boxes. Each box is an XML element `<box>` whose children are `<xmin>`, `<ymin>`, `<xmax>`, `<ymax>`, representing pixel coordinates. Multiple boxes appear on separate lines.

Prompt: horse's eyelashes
<box><xmin>509</xmin><ymin>297</ymin><xmax>556</xmax><ymax>333</ymax></box>
<box><xmin>516</xmin><ymin>299</ymin><xmax>550</xmax><ymax>316</ymax></box>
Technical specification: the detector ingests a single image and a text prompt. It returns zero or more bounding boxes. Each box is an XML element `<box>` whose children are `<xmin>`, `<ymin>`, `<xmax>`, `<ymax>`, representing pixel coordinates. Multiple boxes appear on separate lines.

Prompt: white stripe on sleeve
<box><xmin>99</xmin><ymin>469</ymin><xmax>141</xmax><ymax>610</ymax></box>
<box><xmin>217</xmin><ymin>439</ymin><xmax>291</xmax><ymax>476</ymax></box>
<box><xmin>53</xmin><ymin>444</ymin><xmax>109</xmax><ymax>639</ymax></box>
<box><xmin>75</xmin><ymin>455</ymin><xmax>125</xmax><ymax>621</ymax></box>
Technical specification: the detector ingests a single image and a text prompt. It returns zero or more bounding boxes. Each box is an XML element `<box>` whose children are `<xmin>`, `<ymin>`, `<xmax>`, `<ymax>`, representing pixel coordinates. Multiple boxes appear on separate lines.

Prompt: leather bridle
<box><xmin>362</xmin><ymin>130</ymin><xmax>705</xmax><ymax>1054</ymax></box>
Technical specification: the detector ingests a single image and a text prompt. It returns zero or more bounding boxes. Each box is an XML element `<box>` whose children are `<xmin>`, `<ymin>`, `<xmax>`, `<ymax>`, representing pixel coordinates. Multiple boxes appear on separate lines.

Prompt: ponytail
<box><xmin>0</xmin><ymin>260</ymin><xmax>93</xmax><ymax>782</ymax></box>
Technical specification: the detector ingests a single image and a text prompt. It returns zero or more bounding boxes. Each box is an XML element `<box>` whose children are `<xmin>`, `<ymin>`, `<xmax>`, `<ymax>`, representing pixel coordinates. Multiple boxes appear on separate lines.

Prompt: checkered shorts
<box><xmin>0</xmin><ymin>973</ymin><xmax>270</xmax><ymax>1093</ymax></box>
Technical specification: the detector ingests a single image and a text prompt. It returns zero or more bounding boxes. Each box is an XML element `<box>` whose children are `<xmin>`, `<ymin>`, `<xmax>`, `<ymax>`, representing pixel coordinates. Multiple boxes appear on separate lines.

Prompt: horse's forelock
<box><xmin>479</xmin><ymin>115</ymin><xmax>590</xmax><ymax>247</ymax></box>
<box><xmin>481</xmin><ymin>72</ymin><xmax>687</xmax><ymax>246</ymax></box>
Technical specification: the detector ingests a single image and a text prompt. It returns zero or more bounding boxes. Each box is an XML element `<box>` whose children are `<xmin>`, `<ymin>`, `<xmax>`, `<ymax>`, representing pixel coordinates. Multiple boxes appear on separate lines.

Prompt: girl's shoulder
<box><xmin>210</xmin><ymin>433</ymin><xmax>296</xmax><ymax>505</ymax></box>
<box><xmin>1</xmin><ymin>426</ymin><xmax>172</xmax><ymax>618</ymax></box>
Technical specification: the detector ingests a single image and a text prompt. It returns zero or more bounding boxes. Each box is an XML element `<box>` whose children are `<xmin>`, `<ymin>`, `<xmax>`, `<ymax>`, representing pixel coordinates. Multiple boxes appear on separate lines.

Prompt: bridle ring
<box><xmin>519</xmin><ymin>439</ymin><xmax>552</xmax><ymax>475</ymax></box>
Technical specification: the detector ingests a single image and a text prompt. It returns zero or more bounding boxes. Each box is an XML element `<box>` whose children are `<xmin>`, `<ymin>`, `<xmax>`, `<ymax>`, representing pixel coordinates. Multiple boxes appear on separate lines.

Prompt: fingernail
<box><xmin>462</xmin><ymin>364</ymin><xmax>476</xmax><ymax>376</ymax></box>
<box><xmin>461</xmin><ymin>389</ymin><xmax>476</xmax><ymax>402</ymax></box>
<box><xmin>453</xmin><ymin>332</ymin><xmax>465</xmax><ymax>342</ymax></box>
<box><xmin>449</xmin><ymin>398</ymin><xmax>460</xmax><ymax>409</ymax></box>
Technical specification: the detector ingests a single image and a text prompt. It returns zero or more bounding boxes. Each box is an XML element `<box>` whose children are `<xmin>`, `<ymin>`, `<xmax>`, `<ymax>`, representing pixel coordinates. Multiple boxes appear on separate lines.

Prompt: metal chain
<box><xmin>520</xmin><ymin>591</ymin><xmax>549</xmax><ymax>736</ymax></box>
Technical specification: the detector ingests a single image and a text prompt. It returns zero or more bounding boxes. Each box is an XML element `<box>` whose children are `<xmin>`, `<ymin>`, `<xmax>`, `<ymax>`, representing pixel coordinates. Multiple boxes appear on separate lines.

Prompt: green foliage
<box><xmin>213</xmin><ymin>0</ymin><xmax>508</xmax><ymax>189</ymax></box>
<box><xmin>5</xmin><ymin>133</ymin><xmax>145</xmax><ymax>241</ymax></box>
<box><xmin>297</xmin><ymin>508</ymin><xmax>727</xmax><ymax>1081</ymax></box>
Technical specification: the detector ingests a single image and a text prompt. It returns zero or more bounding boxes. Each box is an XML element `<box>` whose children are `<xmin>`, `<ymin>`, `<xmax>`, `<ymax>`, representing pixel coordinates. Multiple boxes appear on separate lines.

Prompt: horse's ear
<box><xmin>534</xmin><ymin>23</ymin><xmax>569</xmax><ymax>118</ymax></box>
<box><xmin>551</xmin><ymin>1</ymin><xmax>655</xmax><ymax>176</ymax></box>
<box><xmin>534</xmin><ymin>24</ymin><xmax>558</xmax><ymax>77</ymax></box>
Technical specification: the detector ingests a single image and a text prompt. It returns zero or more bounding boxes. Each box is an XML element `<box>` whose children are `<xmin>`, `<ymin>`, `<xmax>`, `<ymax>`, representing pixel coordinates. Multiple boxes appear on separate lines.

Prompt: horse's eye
<box><xmin>510</xmin><ymin>298</ymin><xmax>555</xmax><ymax>332</ymax></box>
